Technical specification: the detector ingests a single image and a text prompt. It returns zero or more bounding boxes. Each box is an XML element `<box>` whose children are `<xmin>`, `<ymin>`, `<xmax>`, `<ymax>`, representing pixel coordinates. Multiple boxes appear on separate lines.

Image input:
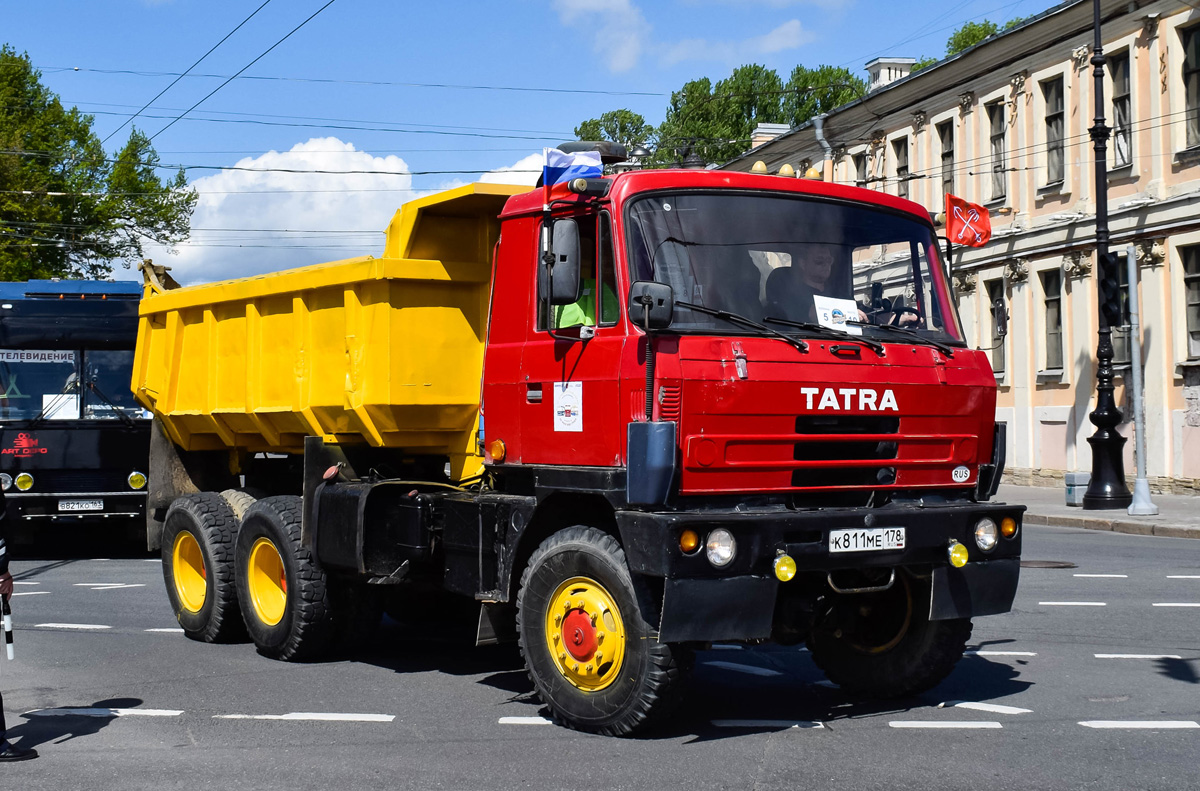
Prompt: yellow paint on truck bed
<box><xmin>132</xmin><ymin>182</ymin><xmax>527</xmax><ymax>482</ymax></box>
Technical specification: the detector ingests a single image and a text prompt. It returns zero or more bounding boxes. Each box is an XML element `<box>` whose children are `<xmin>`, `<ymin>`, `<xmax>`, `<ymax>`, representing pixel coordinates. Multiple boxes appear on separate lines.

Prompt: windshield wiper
<box><xmin>675</xmin><ymin>301</ymin><xmax>808</xmax><ymax>353</ymax></box>
<box><xmin>847</xmin><ymin>321</ymin><xmax>956</xmax><ymax>356</ymax></box>
<box><xmin>762</xmin><ymin>316</ymin><xmax>885</xmax><ymax>355</ymax></box>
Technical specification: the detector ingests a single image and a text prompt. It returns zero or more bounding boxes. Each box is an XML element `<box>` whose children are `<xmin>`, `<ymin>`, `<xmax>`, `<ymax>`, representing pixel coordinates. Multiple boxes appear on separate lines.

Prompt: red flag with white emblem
<box><xmin>945</xmin><ymin>194</ymin><xmax>991</xmax><ymax>247</ymax></box>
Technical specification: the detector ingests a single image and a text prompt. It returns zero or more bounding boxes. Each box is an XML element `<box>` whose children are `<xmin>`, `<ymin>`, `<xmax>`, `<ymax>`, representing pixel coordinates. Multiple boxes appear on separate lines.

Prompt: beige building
<box><xmin>723</xmin><ymin>0</ymin><xmax>1200</xmax><ymax>492</ymax></box>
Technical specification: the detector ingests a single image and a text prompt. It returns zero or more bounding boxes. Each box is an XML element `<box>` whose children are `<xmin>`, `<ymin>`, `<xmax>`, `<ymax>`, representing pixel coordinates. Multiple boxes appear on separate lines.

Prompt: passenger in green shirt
<box><xmin>553</xmin><ymin>278</ymin><xmax>619</xmax><ymax>328</ymax></box>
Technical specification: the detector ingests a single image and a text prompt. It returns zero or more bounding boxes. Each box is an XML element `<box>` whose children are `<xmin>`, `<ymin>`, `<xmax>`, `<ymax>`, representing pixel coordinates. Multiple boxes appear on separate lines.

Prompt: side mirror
<box><xmin>628</xmin><ymin>281</ymin><xmax>674</xmax><ymax>330</ymax></box>
<box><xmin>992</xmin><ymin>298</ymin><xmax>1009</xmax><ymax>337</ymax></box>
<box><xmin>538</xmin><ymin>218</ymin><xmax>582</xmax><ymax>306</ymax></box>
<box><xmin>870</xmin><ymin>282</ymin><xmax>883</xmax><ymax>310</ymax></box>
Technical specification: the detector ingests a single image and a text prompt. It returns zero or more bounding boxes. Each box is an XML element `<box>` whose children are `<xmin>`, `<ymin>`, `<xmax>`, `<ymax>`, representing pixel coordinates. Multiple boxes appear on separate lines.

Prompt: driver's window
<box><xmin>537</xmin><ymin>215</ymin><xmax>608</xmax><ymax>330</ymax></box>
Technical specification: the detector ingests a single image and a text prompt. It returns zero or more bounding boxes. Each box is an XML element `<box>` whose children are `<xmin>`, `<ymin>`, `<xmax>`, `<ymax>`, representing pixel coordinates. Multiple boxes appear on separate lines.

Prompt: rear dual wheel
<box><xmin>517</xmin><ymin>526</ymin><xmax>690</xmax><ymax>736</ymax></box>
<box><xmin>161</xmin><ymin>493</ymin><xmax>245</xmax><ymax>643</ymax></box>
<box><xmin>235</xmin><ymin>496</ymin><xmax>336</xmax><ymax>661</ymax></box>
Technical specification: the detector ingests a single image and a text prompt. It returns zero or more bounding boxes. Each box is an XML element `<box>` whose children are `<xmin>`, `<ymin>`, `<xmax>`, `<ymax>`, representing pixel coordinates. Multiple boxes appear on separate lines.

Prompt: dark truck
<box><xmin>0</xmin><ymin>280</ymin><xmax>150</xmax><ymax>538</ymax></box>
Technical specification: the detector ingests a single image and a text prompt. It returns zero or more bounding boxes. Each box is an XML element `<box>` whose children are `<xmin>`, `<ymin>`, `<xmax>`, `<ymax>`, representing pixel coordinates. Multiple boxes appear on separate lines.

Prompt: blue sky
<box><xmin>5</xmin><ymin>0</ymin><xmax>1052</xmax><ymax>282</ymax></box>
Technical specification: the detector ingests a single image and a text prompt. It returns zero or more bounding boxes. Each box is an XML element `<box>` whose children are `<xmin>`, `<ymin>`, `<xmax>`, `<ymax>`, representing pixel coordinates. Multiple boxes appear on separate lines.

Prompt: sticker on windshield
<box><xmin>952</xmin><ymin>465</ymin><xmax>971</xmax><ymax>483</ymax></box>
<box><xmin>0</xmin><ymin>350</ymin><xmax>76</xmax><ymax>364</ymax></box>
<box><xmin>812</xmin><ymin>296</ymin><xmax>862</xmax><ymax>336</ymax></box>
<box><xmin>553</xmin><ymin>381</ymin><xmax>583</xmax><ymax>433</ymax></box>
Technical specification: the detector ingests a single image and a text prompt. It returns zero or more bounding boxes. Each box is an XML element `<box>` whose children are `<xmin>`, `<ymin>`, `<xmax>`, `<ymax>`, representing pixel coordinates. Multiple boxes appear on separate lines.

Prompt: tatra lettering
<box><xmin>800</xmin><ymin>387</ymin><xmax>899</xmax><ymax>412</ymax></box>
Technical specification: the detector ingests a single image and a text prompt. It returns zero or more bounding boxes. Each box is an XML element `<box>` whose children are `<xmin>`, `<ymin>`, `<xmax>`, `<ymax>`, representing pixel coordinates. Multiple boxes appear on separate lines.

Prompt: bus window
<box><xmin>83</xmin><ymin>350</ymin><xmax>145</xmax><ymax>419</ymax></box>
<box><xmin>0</xmin><ymin>350</ymin><xmax>80</xmax><ymax>420</ymax></box>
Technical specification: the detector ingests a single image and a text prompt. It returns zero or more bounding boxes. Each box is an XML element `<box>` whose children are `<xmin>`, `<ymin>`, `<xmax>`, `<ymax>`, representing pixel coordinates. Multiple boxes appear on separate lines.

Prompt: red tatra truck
<box><xmin>134</xmin><ymin>155</ymin><xmax>1023</xmax><ymax>736</ymax></box>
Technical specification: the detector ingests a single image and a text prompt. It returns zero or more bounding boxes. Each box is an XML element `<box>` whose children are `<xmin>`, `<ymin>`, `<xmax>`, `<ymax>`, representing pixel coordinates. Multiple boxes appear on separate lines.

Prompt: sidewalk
<box><xmin>997</xmin><ymin>483</ymin><xmax>1200</xmax><ymax>539</ymax></box>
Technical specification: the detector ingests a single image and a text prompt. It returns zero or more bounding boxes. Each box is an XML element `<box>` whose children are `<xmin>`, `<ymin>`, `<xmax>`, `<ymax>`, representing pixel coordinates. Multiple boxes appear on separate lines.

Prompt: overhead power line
<box><xmin>101</xmin><ymin>0</ymin><xmax>274</xmax><ymax>145</ymax></box>
<box><xmin>149</xmin><ymin>0</ymin><xmax>341</xmax><ymax>142</ymax></box>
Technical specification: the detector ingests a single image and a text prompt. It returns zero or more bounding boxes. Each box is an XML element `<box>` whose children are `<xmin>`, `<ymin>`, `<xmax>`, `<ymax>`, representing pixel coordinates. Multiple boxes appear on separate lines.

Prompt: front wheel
<box><xmin>807</xmin><ymin>572</ymin><xmax>971</xmax><ymax>698</ymax></box>
<box><xmin>516</xmin><ymin>526</ymin><xmax>690</xmax><ymax>736</ymax></box>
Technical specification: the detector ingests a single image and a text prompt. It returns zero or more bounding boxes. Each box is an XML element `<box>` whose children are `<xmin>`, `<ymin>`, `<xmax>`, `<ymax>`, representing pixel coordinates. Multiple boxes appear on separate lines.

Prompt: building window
<box><xmin>1041</xmin><ymin>270</ymin><xmax>1063</xmax><ymax>371</ymax></box>
<box><xmin>937</xmin><ymin>121</ymin><xmax>954</xmax><ymax>201</ymax></box>
<box><xmin>1110</xmin><ymin>51</ymin><xmax>1131</xmax><ymax>167</ymax></box>
<box><xmin>1042</xmin><ymin>77</ymin><xmax>1064</xmax><ymax>184</ymax></box>
<box><xmin>853</xmin><ymin>152</ymin><xmax>868</xmax><ymax>187</ymax></box>
<box><xmin>1185</xmin><ymin>26</ymin><xmax>1200</xmax><ymax>149</ymax></box>
<box><xmin>987</xmin><ymin>279</ymin><xmax>1006</xmax><ymax>375</ymax></box>
<box><xmin>1184</xmin><ymin>246</ymin><xmax>1200</xmax><ymax>358</ymax></box>
<box><xmin>893</xmin><ymin>138</ymin><xmax>909</xmax><ymax>199</ymax></box>
<box><xmin>987</xmin><ymin>101</ymin><xmax>1006</xmax><ymax>200</ymax></box>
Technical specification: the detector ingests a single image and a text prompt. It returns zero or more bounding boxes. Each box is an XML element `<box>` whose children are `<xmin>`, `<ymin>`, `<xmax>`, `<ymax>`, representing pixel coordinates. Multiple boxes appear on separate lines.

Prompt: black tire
<box><xmin>516</xmin><ymin>526</ymin><xmax>691</xmax><ymax>736</ymax></box>
<box><xmin>807</xmin><ymin>573</ymin><xmax>972</xmax><ymax>697</ymax></box>
<box><xmin>234</xmin><ymin>495</ymin><xmax>335</xmax><ymax>661</ymax></box>
<box><xmin>219</xmin><ymin>488</ymin><xmax>261</xmax><ymax>521</ymax></box>
<box><xmin>161</xmin><ymin>493</ymin><xmax>246</xmax><ymax>643</ymax></box>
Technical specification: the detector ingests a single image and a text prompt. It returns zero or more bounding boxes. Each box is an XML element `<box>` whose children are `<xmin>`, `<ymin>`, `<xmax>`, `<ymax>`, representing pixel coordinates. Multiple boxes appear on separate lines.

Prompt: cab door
<box><xmin>519</xmin><ymin>211</ymin><xmax>624</xmax><ymax>467</ymax></box>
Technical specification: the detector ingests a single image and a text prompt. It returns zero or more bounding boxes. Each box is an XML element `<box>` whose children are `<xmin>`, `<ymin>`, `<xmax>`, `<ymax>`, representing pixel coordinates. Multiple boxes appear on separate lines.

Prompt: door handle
<box><xmin>526</xmin><ymin>383</ymin><xmax>543</xmax><ymax>404</ymax></box>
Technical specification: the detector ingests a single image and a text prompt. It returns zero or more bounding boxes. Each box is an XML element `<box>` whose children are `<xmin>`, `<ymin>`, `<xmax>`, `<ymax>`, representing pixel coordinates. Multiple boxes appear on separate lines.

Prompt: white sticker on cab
<box><xmin>553</xmin><ymin>381</ymin><xmax>583</xmax><ymax>432</ymax></box>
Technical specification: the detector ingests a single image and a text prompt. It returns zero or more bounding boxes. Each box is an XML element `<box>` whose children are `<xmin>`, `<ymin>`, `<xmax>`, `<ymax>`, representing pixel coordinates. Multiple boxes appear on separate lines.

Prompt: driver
<box><xmin>553</xmin><ymin>242</ymin><xmax>618</xmax><ymax>329</ymax></box>
<box><xmin>765</xmin><ymin>246</ymin><xmax>866</xmax><ymax>323</ymax></box>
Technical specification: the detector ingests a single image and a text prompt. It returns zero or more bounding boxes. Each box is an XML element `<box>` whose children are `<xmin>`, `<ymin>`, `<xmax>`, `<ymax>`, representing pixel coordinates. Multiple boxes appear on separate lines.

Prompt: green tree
<box><xmin>574</xmin><ymin>109</ymin><xmax>654</xmax><ymax>150</ymax></box>
<box><xmin>946</xmin><ymin>20</ymin><xmax>999</xmax><ymax>55</ymax></box>
<box><xmin>782</xmin><ymin>65</ymin><xmax>866</xmax><ymax>126</ymax></box>
<box><xmin>0</xmin><ymin>46</ymin><xmax>196</xmax><ymax>281</ymax></box>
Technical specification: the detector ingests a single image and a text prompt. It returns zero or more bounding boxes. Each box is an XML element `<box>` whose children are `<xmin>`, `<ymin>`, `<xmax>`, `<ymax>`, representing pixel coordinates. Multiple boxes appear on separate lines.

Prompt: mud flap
<box><xmin>929</xmin><ymin>558</ymin><xmax>1020</xmax><ymax>620</ymax></box>
<box><xmin>658</xmin><ymin>576</ymin><xmax>777</xmax><ymax>642</ymax></box>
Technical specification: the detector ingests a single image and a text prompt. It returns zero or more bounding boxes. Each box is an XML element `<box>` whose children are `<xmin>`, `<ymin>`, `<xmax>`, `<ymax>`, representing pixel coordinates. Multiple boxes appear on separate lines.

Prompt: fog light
<box><xmin>0</xmin><ymin>473</ymin><xmax>10</xmax><ymax>491</ymax></box>
<box><xmin>774</xmin><ymin>553</ymin><xmax>797</xmax><ymax>582</ymax></box>
<box><xmin>947</xmin><ymin>541</ymin><xmax>969</xmax><ymax>568</ymax></box>
<box><xmin>974</xmin><ymin>518</ymin><xmax>999</xmax><ymax>552</ymax></box>
<box><xmin>14</xmin><ymin>472</ymin><xmax>34</xmax><ymax>491</ymax></box>
<box><xmin>706</xmin><ymin>528</ymin><xmax>736</xmax><ymax>567</ymax></box>
<box><xmin>1000</xmin><ymin>517</ymin><xmax>1018</xmax><ymax>538</ymax></box>
<box><xmin>128</xmin><ymin>471</ymin><xmax>147</xmax><ymax>490</ymax></box>
<box><xmin>679</xmin><ymin>529</ymin><xmax>700</xmax><ymax>554</ymax></box>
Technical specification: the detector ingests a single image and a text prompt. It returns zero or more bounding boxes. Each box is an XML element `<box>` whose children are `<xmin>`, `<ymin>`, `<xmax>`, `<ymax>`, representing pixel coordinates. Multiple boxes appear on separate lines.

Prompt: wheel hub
<box><xmin>172</xmin><ymin>531</ymin><xmax>207</xmax><ymax>613</ymax></box>
<box><xmin>544</xmin><ymin>576</ymin><xmax>626</xmax><ymax>692</ymax></box>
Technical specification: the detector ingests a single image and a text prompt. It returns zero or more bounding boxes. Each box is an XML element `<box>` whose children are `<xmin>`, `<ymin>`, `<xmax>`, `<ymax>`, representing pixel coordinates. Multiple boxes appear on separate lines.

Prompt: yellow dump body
<box><xmin>133</xmin><ymin>182</ymin><xmax>527</xmax><ymax>481</ymax></box>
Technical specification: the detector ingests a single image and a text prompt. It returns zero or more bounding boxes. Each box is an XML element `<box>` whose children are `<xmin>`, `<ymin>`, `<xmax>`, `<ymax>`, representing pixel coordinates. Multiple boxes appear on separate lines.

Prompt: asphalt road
<box><xmin>1</xmin><ymin>523</ymin><xmax>1197</xmax><ymax>791</ymax></box>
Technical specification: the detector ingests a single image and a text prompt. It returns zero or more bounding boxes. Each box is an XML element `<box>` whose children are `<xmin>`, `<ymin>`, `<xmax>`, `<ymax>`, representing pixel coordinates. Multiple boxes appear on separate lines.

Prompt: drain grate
<box><xmin>1020</xmin><ymin>560</ymin><xmax>1077</xmax><ymax>569</ymax></box>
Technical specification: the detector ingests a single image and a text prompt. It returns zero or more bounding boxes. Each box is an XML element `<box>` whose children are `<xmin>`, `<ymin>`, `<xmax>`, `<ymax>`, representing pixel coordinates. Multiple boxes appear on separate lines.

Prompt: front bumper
<box><xmin>615</xmin><ymin>499</ymin><xmax>1024</xmax><ymax>642</ymax></box>
<box><xmin>4</xmin><ymin>491</ymin><xmax>147</xmax><ymax>522</ymax></box>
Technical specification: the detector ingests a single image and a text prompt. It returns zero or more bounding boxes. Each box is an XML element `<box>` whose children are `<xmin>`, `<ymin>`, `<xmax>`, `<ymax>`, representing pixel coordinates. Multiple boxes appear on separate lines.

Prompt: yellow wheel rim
<box><xmin>247</xmin><ymin>537</ymin><xmax>287</xmax><ymax>627</ymax></box>
<box><xmin>544</xmin><ymin>576</ymin><xmax>626</xmax><ymax>692</ymax></box>
<box><xmin>172</xmin><ymin>531</ymin><xmax>207</xmax><ymax>613</ymax></box>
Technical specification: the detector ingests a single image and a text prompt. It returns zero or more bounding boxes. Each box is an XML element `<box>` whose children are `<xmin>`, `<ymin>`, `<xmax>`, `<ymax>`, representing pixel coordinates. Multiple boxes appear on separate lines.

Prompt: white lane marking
<box><xmin>27</xmin><ymin>708</ymin><xmax>182</xmax><ymax>718</ymax></box>
<box><xmin>1152</xmin><ymin>603</ymin><xmax>1200</xmax><ymax>607</ymax></box>
<box><xmin>13</xmin><ymin>581</ymin><xmax>40</xmax><ymax>585</ymax></box>
<box><xmin>145</xmin><ymin>628</ymin><xmax>185</xmax><ymax>633</ymax></box>
<box><xmin>11</xmin><ymin>591</ymin><xmax>49</xmax><ymax>596</ymax></box>
<box><xmin>939</xmin><ymin>701</ymin><xmax>1032</xmax><ymax>715</ymax></box>
<box><xmin>705</xmin><ymin>661</ymin><xmax>784</xmax><ymax>677</ymax></box>
<box><xmin>73</xmin><ymin>583</ymin><xmax>146</xmax><ymax>591</ymax></box>
<box><xmin>498</xmin><ymin>716</ymin><xmax>553</xmax><ymax>725</ymax></box>
<box><xmin>214</xmin><ymin>713</ymin><xmax>395</xmax><ymax>722</ymax></box>
<box><xmin>1039</xmin><ymin>601</ymin><xmax>1107</xmax><ymax>606</ymax></box>
<box><xmin>712</xmin><ymin>719</ymin><xmax>824</xmax><ymax>729</ymax></box>
<box><xmin>35</xmin><ymin>623</ymin><xmax>111</xmax><ymax>630</ymax></box>
<box><xmin>1080</xmin><ymin>721</ymin><xmax>1200</xmax><ymax>729</ymax></box>
<box><xmin>889</xmin><ymin>721</ymin><xmax>1002</xmax><ymax>729</ymax></box>
<box><xmin>144</xmin><ymin>559</ymin><xmax>162</xmax><ymax>562</ymax></box>
<box><xmin>965</xmin><ymin>650</ymin><xmax>1037</xmax><ymax>657</ymax></box>
<box><xmin>1166</xmin><ymin>575</ymin><xmax>1200</xmax><ymax>579</ymax></box>
<box><xmin>1073</xmin><ymin>574</ymin><xmax>1128</xmax><ymax>578</ymax></box>
<box><xmin>1095</xmin><ymin>654</ymin><xmax>1183</xmax><ymax>660</ymax></box>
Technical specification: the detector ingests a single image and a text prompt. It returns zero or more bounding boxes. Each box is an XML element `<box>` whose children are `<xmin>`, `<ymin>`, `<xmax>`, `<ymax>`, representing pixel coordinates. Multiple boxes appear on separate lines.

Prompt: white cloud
<box><xmin>661</xmin><ymin>19</ymin><xmax>813</xmax><ymax>66</ymax></box>
<box><xmin>553</xmin><ymin>0</ymin><xmax>650</xmax><ymax>72</ymax></box>
<box><xmin>479</xmin><ymin>153</ymin><xmax>543</xmax><ymax>186</ymax></box>
<box><xmin>145</xmin><ymin>138</ymin><xmax>416</xmax><ymax>286</ymax></box>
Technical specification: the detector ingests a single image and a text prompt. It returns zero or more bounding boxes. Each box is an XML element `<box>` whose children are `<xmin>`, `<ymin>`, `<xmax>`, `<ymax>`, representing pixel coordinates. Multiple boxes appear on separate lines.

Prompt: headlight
<box><xmin>706</xmin><ymin>528</ymin><xmax>736</xmax><ymax>567</ymax></box>
<box><xmin>0</xmin><ymin>473</ymin><xmax>10</xmax><ymax>491</ymax></box>
<box><xmin>14</xmin><ymin>472</ymin><xmax>34</xmax><ymax>491</ymax></box>
<box><xmin>128</xmin><ymin>471</ymin><xmax>147</xmax><ymax>490</ymax></box>
<box><xmin>974</xmin><ymin>518</ymin><xmax>999</xmax><ymax>552</ymax></box>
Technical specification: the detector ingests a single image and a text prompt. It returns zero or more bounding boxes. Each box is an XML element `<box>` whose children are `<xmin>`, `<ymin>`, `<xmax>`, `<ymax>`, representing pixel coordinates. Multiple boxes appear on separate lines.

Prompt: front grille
<box><xmin>796</xmin><ymin>416</ymin><xmax>899</xmax><ymax>435</ymax></box>
<box><xmin>794</xmin><ymin>415</ymin><xmax>900</xmax><ymax>463</ymax></box>
<box><xmin>791</xmin><ymin>467</ymin><xmax>896</xmax><ymax>487</ymax></box>
<box><xmin>23</xmin><ymin>470</ymin><xmax>133</xmax><ymax>493</ymax></box>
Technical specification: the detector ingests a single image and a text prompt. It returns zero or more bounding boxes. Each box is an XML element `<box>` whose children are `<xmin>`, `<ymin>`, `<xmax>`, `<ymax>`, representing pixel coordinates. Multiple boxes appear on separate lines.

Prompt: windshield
<box><xmin>0</xmin><ymin>349</ymin><xmax>146</xmax><ymax>421</ymax></box>
<box><xmin>625</xmin><ymin>191</ymin><xmax>964</xmax><ymax>344</ymax></box>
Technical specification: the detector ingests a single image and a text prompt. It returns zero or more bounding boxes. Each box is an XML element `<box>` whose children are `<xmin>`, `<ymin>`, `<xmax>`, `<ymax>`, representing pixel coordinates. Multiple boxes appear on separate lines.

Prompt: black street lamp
<box><xmin>1083</xmin><ymin>0</ymin><xmax>1133</xmax><ymax>509</ymax></box>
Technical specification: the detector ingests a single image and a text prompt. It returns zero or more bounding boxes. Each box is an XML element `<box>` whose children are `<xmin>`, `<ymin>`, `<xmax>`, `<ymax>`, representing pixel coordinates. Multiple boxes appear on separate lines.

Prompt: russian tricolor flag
<box><xmin>543</xmin><ymin>148</ymin><xmax>603</xmax><ymax>186</ymax></box>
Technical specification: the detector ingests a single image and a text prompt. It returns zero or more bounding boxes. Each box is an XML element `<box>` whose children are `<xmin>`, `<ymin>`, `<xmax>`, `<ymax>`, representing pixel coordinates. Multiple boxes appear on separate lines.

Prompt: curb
<box><xmin>1024</xmin><ymin>513</ymin><xmax>1200</xmax><ymax>539</ymax></box>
